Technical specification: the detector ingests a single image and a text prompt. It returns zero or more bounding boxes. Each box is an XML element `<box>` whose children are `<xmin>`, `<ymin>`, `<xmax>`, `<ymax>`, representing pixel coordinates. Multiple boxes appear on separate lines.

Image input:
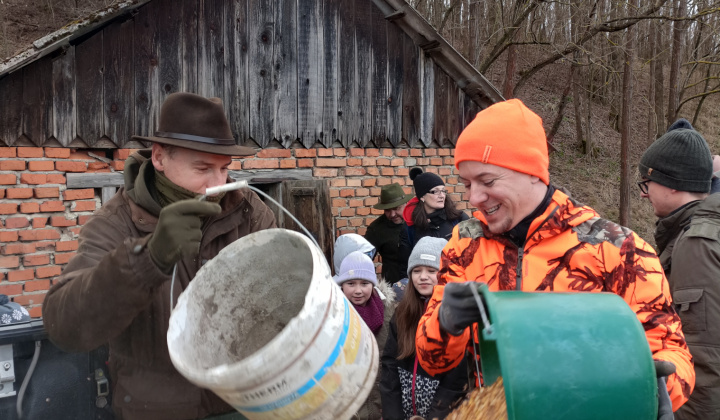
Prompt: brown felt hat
<box><xmin>374</xmin><ymin>183</ymin><xmax>413</xmax><ymax>210</ymax></box>
<box><xmin>132</xmin><ymin>92</ymin><xmax>256</xmax><ymax>156</ymax></box>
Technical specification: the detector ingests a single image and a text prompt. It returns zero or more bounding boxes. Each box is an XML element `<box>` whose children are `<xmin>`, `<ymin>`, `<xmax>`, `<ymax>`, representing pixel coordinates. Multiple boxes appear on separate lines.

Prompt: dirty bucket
<box><xmin>475</xmin><ymin>283</ymin><xmax>657</xmax><ymax>420</ymax></box>
<box><xmin>167</xmin><ymin>229</ymin><xmax>378</xmax><ymax>420</ymax></box>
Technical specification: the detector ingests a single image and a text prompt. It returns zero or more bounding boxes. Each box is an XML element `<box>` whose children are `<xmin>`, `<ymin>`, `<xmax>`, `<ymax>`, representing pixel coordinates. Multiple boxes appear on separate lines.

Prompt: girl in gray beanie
<box><xmin>379</xmin><ymin>237</ymin><xmax>468</xmax><ymax>419</ymax></box>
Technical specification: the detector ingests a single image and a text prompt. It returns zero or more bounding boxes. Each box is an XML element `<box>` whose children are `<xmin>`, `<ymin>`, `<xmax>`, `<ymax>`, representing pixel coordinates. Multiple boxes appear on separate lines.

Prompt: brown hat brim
<box><xmin>373</xmin><ymin>193</ymin><xmax>413</xmax><ymax>210</ymax></box>
<box><xmin>132</xmin><ymin>135</ymin><xmax>257</xmax><ymax>157</ymax></box>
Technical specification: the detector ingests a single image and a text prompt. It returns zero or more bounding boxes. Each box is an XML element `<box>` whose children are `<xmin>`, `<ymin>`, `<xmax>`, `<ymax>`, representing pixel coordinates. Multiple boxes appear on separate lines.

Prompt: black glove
<box><xmin>654</xmin><ymin>360</ymin><xmax>675</xmax><ymax>420</ymax></box>
<box><xmin>147</xmin><ymin>199</ymin><xmax>222</xmax><ymax>273</ymax></box>
<box><xmin>438</xmin><ymin>282</ymin><xmax>482</xmax><ymax>336</ymax></box>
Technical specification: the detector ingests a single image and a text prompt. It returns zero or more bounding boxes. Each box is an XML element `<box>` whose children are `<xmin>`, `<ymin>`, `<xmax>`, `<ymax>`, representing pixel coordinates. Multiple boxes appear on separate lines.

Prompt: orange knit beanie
<box><xmin>454</xmin><ymin>99</ymin><xmax>549</xmax><ymax>185</ymax></box>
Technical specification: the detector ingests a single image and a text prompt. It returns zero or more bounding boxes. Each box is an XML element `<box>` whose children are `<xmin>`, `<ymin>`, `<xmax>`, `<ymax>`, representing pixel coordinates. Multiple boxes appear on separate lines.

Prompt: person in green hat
<box><xmin>364</xmin><ymin>183</ymin><xmax>413</xmax><ymax>285</ymax></box>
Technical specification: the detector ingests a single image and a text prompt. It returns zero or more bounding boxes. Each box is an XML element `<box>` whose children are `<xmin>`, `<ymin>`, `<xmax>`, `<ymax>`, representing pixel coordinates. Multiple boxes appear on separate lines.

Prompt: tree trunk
<box><xmin>619</xmin><ymin>0</ymin><xmax>637</xmax><ymax>227</ymax></box>
<box><xmin>572</xmin><ymin>60</ymin><xmax>586</xmax><ymax>153</ymax></box>
<box><xmin>647</xmin><ymin>20</ymin><xmax>657</xmax><ymax>144</ymax></box>
<box><xmin>503</xmin><ymin>44</ymin><xmax>517</xmax><ymax>98</ymax></box>
<box><xmin>654</xmin><ymin>20</ymin><xmax>666</xmax><ymax>137</ymax></box>
<box><xmin>667</xmin><ymin>0</ymin><xmax>686</xmax><ymax>126</ymax></box>
<box><xmin>548</xmin><ymin>65</ymin><xmax>576</xmax><ymax>143</ymax></box>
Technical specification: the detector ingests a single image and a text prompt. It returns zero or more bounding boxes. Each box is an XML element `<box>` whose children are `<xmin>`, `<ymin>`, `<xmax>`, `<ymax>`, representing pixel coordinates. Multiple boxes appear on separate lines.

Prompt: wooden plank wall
<box><xmin>0</xmin><ymin>0</ymin><xmax>479</xmax><ymax>149</ymax></box>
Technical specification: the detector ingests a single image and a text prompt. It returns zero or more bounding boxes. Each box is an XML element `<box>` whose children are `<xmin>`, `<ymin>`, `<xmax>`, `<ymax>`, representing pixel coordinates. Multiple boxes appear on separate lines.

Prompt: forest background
<box><xmin>2</xmin><ymin>0</ymin><xmax>720</xmax><ymax>245</ymax></box>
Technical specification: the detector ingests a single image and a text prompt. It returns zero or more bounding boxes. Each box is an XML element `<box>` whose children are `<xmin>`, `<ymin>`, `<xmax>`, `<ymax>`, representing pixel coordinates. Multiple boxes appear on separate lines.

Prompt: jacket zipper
<box><xmin>514</xmin><ymin>204</ymin><xmax>561</xmax><ymax>291</ymax></box>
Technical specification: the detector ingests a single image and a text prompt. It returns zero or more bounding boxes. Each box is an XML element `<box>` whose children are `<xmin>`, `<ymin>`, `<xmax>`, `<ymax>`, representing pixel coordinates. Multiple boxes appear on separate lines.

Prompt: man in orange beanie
<box><xmin>416</xmin><ymin>99</ymin><xmax>694</xmax><ymax>417</ymax></box>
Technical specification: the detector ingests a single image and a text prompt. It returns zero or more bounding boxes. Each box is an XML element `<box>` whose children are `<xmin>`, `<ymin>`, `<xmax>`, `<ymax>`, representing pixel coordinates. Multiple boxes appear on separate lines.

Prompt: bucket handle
<box><xmin>469</xmin><ymin>284</ymin><xmax>493</xmax><ymax>386</ymax></box>
<box><xmin>169</xmin><ymin>181</ymin><xmax>322</xmax><ymax>310</ymax></box>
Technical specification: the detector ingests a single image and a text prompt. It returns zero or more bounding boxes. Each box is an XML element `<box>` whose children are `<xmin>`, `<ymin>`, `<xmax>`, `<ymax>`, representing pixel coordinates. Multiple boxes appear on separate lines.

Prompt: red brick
<box><xmin>55</xmin><ymin>240</ymin><xmax>79</xmax><ymax>252</ymax></box>
<box><xmin>18</xmin><ymin>229</ymin><xmax>61</xmax><ymax>241</ymax></box>
<box><xmin>330</xmin><ymin>179</ymin><xmax>346</xmax><ymax>187</ymax></box>
<box><xmin>113</xmin><ymin>149</ymin><xmax>136</xmax><ymax>160</ymax></box>
<box><xmin>349</xmin><ymin>218</ymin><xmax>363</xmax><ymax>227</ymax></box>
<box><xmin>356</xmin><ymin>188</ymin><xmax>369</xmax><ymax>196</ymax></box>
<box><xmin>36</xmin><ymin>265</ymin><xmax>62</xmax><ymax>278</ymax></box>
<box><xmin>55</xmin><ymin>252</ymin><xmax>76</xmax><ymax>264</ymax></box>
<box><xmin>397</xmin><ymin>167</ymin><xmax>409</xmax><ymax>176</ymax></box>
<box><xmin>429</xmin><ymin>158</ymin><xmax>443</xmax><ymax>166</ymax></box>
<box><xmin>55</xmin><ymin>161</ymin><xmax>87</xmax><ymax>172</ymax></box>
<box><xmin>370</xmin><ymin>187</ymin><xmax>381</xmax><ymax>196</ymax></box>
<box><xmin>347</xmin><ymin>158</ymin><xmax>362</xmax><ymax>167</ymax></box>
<box><xmin>438</xmin><ymin>148</ymin><xmax>452</xmax><ymax>156</ymax></box>
<box><xmin>349</xmin><ymin>199</ymin><xmax>363</xmax><ymax>207</ymax></box>
<box><xmin>390</xmin><ymin>158</ymin><xmax>403</xmax><ymax>166</ymax></box>
<box><xmin>336</xmin><ymin>219</ymin><xmax>348</xmax><ymax>228</ymax></box>
<box><xmin>3</xmin><ymin>243</ymin><xmax>35</xmax><ymax>255</ymax></box>
<box><xmin>32</xmin><ymin>217</ymin><xmax>48</xmax><ymax>228</ymax></box>
<box><xmin>50</xmin><ymin>216</ymin><xmax>77</xmax><ymax>227</ymax></box>
<box><xmin>62</xmin><ymin>189</ymin><xmax>94</xmax><ymax>200</ymax></box>
<box><xmin>45</xmin><ymin>148</ymin><xmax>71</xmax><ymax>158</ymax></box>
<box><xmin>20</xmin><ymin>173</ymin><xmax>47</xmax><ymax>184</ymax></box>
<box><xmin>19</xmin><ymin>202</ymin><xmax>40</xmax><ymax>213</ymax></box>
<box><xmin>7</xmin><ymin>269</ymin><xmax>34</xmax><ymax>282</ymax></box>
<box><xmin>439</xmin><ymin>167</ymin><xmax>452</xmax><ymax>176</ymax></box>
<box><xmin>68</xmin><ymin>151</ymin><xmax>92</xmax><ymax>160</ymax></box>
<box><xmin>340</xmin><ymin>208</ymin><xmax>355</xmax><ymax>217</ymax></box>
<box><xmin>391</xmin><ymin>178</ymin><xmax>405</xmax><ymax>185</ymax></box>
<box><xmin>347</xmin><ymin>179</ymin><xmax>361</xmax><ymax>187</ymax></box>
<box><xmin>0</xmin><ymin>148</ymin><xmax>16</xmax><ymax>158</ymax></box>
<box><xmin>46</xmin><ymin>174</ymin><xmax>66</xmax><ymax>184</ymax></box>
<box><xmin>317</xmin><ymin>149</ymin><xmax>333</xmax><ymax>157</ymax></box>
<box><xmin>396</xmin><ymin>149</ymin><xmax>410</xmax><ymax>157</ymax></box>
<box><xmin>23</xmin><ymin>254</ymin><xmax>50</xmax><ymax>266</ymax></box>
<box><xmin>17</xmin><ymin>147</ymin><xmax>43</xmax><ymax>158</ymax></box>
<box><xmin>294</xmin><ymin>149</ymin><xmax>317</xmax><ymax>158</ymax></box>
<box><xmin>0</xmin><ymin>203</ymin><xmax>18</xmax><ymax>214</ymax></box>
<box><xmin>339</xmin><ymin>189</ymin><xmax>355</xmax><ymax>197</ymax></box>
<box><xmin>257</xmin><ymin>149</ymin><xmax>292</xmax><ymax>158</ymax></box>
<box><xmin>24</xmin><ymin>280</ymin><xmax>51</xmax><ymax>292</ymax></box>
<box><xmin>0</xmin><ymin>256</ymin><xmax>20</xmax><ymax>268</ymax></box>
<box><xmin>377</xmin><ymin>178</ymin><xmax>391</xmax><ymax>186</ymax></box>
<box><xmin>111</xmin><ymin>161</ymin><xmax>125</xmax><ymax>171</ymax></box>
<box><xmin>425</xmin><ymin>149</ymin><xmax>438</xmax><ymax>156</ymax></box>
<box><xmin>367</xmin><ymin>167</ymin><xmax>379</xmax><ymax>176</ymax></box>
<box><xmin>376</xmin><ymin>158</ymin><xmax>390</xmax><ymax>166</ymax></box>
<box><xmin>344</xmin><ymin>167</ymin><xmax>366</xmax><ymax>176</ymax></box>
<box><xmin>410</xmin><ymin>149</ymin><xmax>423</xmax><ymax>157</ymax></box>
<box><xmin>28</xmin><ymin>307</ymin><xmax>42</xmax><ymax>318</ymax></box>
<box><xmin>6</xmin><ymin>188</ymin><xmax>32</xmax><ymax>199</ymax></box>
<box><xmin>87</xmin><ymin>162</ymin><xmax>110</xmax><ymax>171</ymax></box>
<box><xmin>33</xmin><ymin>187</ymin><xmax>59</xmax><ymax>198</ymax></box>
<box><xmin>362</xmin><ymin>158</ymin><xmax>377</xmax><ymax>166</ymax></box>
<box><xmin>40</xmin><ymin>201</ymin><xmax>65</xmax><ymax>212</ymax></box>
<box><xmin>329</xmin><ymin>189</ymin><xmax>339</xmax><ymax>198</ymax></box>
<box><xmin>0</xmin><ymin>189</ymin><xmax>4</xmax><ymax>199</ymax></box>
<box><xmin>362</xmin><ymin>179</ymin><xmax>376</xmax><ymax>187</ymax></box>
<box><xmin>14</xmin><ymin>293</ymin><xmax>46</xmax><ymax>306</ymax></box>
<box><xmin>72</xmin><ymin>200</ymin><xmax>97</xmax><ymax>212</ymax></box>
<box><xmin>0</xmin><ymin>160</ymin><xmax>25</xmax><ymax>170</ymax></box>
<box><xmin>243</xmin><ymin>159</ymin><xmax>280</xmax><ymax>169</ymax></box>
<box><xmin>28</xmin><ymin>161</ymin><xmax>55</xmax><ymax>171</ymax></box>
<box><xmin>0</xmin><ymin>174</ymin><xmax>17</xmax><ymax>185</ymax></box>
<box><xmin>78</xmin><ymin>215</ymin><xmax>92</xmax><ymax>225</ymax></box>
<box><xmin>380</xmin><ymin>168</ymin><xmax>394</xmax><ymax>176</ymax></box>
<box><xmin>0</xmin><ymin>231</ymin><xmax>18</xmax><ymax>242</ymax></box>
<box><xmin>279</xmin><ymin>159</ymin><xmax>297</xmax><ymax>169</ymax></box>
<box><xmin>297</xmin><ymin>159</ymin><xmax>313</xmax><ymax>168</ymax></box>
<box><xmin>416</xmin><ymin>158</ymin><xmax>429</xmax><ymax>165</ymax></box>
<box><xmin>363</xmin><ymin>197</ymin><xmax>378</xmax><ymax>206</ymax></box>
<box><xmin>332</xmin><ymin>198</ymin><xmax>347</xmax><ymax>207</ymax></box>
<box><xmin>316</xmin><ymin>158</ymin><xmax>346</xmax><ymax>167</ymax></box>
<box><xmin>333</xmin><ymin>149</ymin><xmax>347</xmax><ymax>156</ymax></box>
<box><xmin>313</xmin><ymin>168</ymin><xmax>338</xmax><ymax>177</ymax></box>
<box><xmin>357</xmin><ymin>207</ymin><xmax>371</xmax><ymax>216</ymax></box>
<box><xmin>0</xmin><ymin>283</ymin><xmax>22</xmax><ymax>296</ymax></box>
<box><xmin>349</xmin><ymin>148</ymin><xmax>365</xmax><ymax>157</ymax></box>
<box><xmin>5</xmin><ymin>217</ymin><xmax>29</xmax><ymax>228</ymax></box>
<box><xmin>228</xmin><ymin>161</ymin><xmax>243</xmax><ymax>170</ymax></box>
<box><xmin>365</xmin><ymin>149</ymin><xmax>380</xmax><ymax>157</ymax></box>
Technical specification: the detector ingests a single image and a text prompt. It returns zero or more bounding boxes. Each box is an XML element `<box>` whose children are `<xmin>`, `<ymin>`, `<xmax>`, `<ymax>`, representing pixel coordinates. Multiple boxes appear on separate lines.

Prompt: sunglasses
<box><xmin>637</xmin><ymin>180</ymin><xmax>650</xmax><ymax>194</ymax></box>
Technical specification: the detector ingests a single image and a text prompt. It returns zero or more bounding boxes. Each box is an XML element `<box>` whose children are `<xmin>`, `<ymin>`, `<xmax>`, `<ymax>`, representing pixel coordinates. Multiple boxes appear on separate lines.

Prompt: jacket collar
<box><xmin>655</xmin><ymin>200</ymin><xmax>701</xmax><ymax>254</ymax></box>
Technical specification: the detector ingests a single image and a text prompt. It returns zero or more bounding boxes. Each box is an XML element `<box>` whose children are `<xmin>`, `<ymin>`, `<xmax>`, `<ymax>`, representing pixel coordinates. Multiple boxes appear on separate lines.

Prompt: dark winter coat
<box><xmin>656</xmin><ymin>194</ymin><xmax>720</xmax><ymax>419</ymax></box>
<box><xmin>42</xmin><ymin>150</ymin><xmax>277</xmax><ymax>420</ymax></box>
<box><xmin>408</xmin><ymin>209</ymin><xmax>469</xmax><ymax>247</ymax></box>
<box><xmin>380</xmin><ymin>314</ymin><xmax>469</xmax><ymax>419</ymax></box>
<box><xmin>364</xmin><ymin>214</ymin><xmax>412</xmax><ymax>284</ymax></box>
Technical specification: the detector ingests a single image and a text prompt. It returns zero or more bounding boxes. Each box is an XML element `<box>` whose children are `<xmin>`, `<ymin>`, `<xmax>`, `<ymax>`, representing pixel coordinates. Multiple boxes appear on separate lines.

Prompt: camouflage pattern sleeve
<box><xmin>609</xmin><ymin>233</ymin><xmax>695</xmax><ymax>411</ymax></box>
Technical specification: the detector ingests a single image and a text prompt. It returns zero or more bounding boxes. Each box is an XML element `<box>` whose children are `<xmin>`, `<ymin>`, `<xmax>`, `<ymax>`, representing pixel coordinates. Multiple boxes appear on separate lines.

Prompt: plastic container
<box><xmin>475</xmin><ymin>283</ymin><xmax>657</xmax><ymax>420</ymax></box>
<box><xmin>167</xmin><ymin>229</ymin><xmax>378</xmax><ymax>420</ymax></box>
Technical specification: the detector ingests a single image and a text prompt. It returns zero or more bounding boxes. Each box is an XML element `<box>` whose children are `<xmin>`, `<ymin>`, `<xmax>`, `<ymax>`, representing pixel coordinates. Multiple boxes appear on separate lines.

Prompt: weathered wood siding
<box><xmin>0</xmin><ymin>0</ymin><xmax>482</xmax><ymax>149</ymax></box>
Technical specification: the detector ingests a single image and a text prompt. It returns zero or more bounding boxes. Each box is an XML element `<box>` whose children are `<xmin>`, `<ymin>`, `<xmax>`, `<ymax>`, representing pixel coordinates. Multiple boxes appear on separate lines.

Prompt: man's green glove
<box><xmin>147</xmin><ymin>199</ymin><xmax>222</xmax><ymax>273</ymax></box>
<box><xmin>438</xmin><ymin>282</ymin><xmax>483</xmax><ymax>336</ymax></box>
<box><xmin>654</xmin><ymin>360</ymin><xmax>676</xmax><ymax>420</ymax></box>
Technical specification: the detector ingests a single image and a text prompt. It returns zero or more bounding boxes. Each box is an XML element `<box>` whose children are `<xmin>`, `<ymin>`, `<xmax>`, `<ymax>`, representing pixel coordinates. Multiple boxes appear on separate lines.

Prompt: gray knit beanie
<box><xmin>407</xmin><ymin>237</ymin><xmax>448</xmax><ymax>276</ymax></box>
<box><xmin>639</xmin><ymin>123</ymin><xmax>712</xmax><ymax>193</ymax></box>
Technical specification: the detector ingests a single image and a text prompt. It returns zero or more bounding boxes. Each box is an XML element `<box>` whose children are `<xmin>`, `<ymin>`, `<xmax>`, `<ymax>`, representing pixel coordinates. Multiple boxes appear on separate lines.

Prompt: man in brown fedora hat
<box><xmin>43</xmin><ymin>92</ymin><xmax>276</xmax><ymax>420</ymax></box>
<box><xmin>364</xmin><ymin>183</ymin><xmax>413</xmax><ymax>285</ymax></box>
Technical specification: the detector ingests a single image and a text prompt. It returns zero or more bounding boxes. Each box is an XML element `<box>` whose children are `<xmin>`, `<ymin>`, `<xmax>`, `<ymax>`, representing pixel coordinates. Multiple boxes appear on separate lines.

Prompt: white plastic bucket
<box><xmin>167</xmin><ymin>228</ymin><xmax>378</xmax><ymax>420</ymax></box>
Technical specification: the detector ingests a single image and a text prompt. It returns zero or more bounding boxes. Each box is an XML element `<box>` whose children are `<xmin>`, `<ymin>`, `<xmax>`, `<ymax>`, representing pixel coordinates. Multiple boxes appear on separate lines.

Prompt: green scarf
<box><xmin>153</xmin><ymin>170</ymin><xmax>225</xmax><ymax>207</ymax></box>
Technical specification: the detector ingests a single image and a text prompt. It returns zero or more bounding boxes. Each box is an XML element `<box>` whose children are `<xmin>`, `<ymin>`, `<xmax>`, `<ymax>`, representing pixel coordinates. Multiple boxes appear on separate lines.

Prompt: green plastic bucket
<box><xmin>474</xmin><ymin>284</ymin><xmax>657</xmax><ymax>420</ymax></box>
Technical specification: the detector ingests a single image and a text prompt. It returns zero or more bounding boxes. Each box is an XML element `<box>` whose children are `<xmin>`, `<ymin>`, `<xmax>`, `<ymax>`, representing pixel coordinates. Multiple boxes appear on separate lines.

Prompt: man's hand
<box><xmin>438</xmin><ymin>282</ymin><xmax>483</xmax><ymax>336</ymax></box>
<box><xmin>148</xmin><ymin>199</ymin><xmax>222</xmax><ymax>273</ymax></box>
<box><xmin>654</xmin><ymin>360</ymin><xmax>676</xmax><ymax>420</ymax></box>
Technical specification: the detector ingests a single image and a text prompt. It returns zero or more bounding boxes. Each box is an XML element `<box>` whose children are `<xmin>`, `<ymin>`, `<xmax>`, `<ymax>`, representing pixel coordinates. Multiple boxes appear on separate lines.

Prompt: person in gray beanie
<box><xmin>638</xmin><ymin>119</ymin><xmax>720</xmax><ymax>419</ymax></box>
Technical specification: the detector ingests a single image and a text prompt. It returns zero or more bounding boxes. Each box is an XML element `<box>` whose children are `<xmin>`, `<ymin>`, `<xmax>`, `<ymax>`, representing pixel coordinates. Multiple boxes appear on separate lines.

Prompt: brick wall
<box><xmin>0</xmin><ymin>146</ymin><xmax>465</xmax><ymax>317</ymax></box>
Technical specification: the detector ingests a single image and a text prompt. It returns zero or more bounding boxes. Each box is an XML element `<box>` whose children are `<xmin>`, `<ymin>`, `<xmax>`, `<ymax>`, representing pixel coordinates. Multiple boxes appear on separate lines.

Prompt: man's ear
<box><xmin>529</xmin><ymin>175</ymin><xmax>541</xmax><ymax>184</ymax></box>
<box><xmin>151</xmin><ymin>143</ymin><xmax>166</xmax><ymax>171</ymax></box>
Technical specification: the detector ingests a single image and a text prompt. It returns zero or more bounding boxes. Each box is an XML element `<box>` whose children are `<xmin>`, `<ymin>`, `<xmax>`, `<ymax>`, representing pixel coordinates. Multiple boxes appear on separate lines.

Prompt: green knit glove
<box><xmin>147</xmin><ymin>199</ymin><xmax>222</xmax><ymax>273</ymax></box>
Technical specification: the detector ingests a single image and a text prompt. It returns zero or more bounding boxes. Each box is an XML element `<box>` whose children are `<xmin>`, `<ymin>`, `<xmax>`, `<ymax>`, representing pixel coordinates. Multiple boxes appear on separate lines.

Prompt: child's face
<box><xmin>411</xmin><ymin>266</ymin><xmax>439</xmax><ymax>297</ymax></box>
<box><xmin>341</xmin><ymin>280</ymin><xmax>374</xmax><ymax>306</ymax></box>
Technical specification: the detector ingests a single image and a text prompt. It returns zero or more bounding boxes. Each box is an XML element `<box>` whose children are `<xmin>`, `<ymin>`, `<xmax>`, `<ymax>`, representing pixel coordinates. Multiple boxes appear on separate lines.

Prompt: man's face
<box><xmin>383</xmin><ymin>204</ymin><xmax>405</xmax><ymax>224</ymax></box>
<box><xmin>639</xmin><ymin>179</ymin><xmax>676</xmax><ymax>218</ymax></box>
<box><xmin>151</xmin><ymin>144</ymin><xmax>232</xmax><ymax>195</ymax></box>
<box><xmin>458</xmin><ymin>160</ymin><xmax>541</xmax><ymax>234</ymax></box>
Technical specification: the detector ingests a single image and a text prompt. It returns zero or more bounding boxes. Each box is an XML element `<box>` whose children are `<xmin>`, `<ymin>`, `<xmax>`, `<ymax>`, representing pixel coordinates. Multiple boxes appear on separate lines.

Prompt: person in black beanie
<box><xmin>638</xmin><ymin>118</ymin><xmax>720</xmax><ymax>419</ymax></box>
<box><xmin>406</xmin><ymin>168</ymin><xmax>468</xmax><ymax>247</ymax></box>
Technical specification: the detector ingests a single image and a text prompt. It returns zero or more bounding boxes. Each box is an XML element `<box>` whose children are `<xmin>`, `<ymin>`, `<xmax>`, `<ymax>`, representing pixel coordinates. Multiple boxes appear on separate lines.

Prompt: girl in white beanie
<box><xmin>379</xmin><ymin>237</ymin><xmax>468</xmax><ymax>420</ymax></box>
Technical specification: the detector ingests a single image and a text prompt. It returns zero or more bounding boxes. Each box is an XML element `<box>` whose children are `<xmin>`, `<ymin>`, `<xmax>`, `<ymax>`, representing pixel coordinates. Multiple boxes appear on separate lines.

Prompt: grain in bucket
<box><xmin>167</xmin><ymin>228</ymin><xmax>378</xmax><ymax>420</ymax></box>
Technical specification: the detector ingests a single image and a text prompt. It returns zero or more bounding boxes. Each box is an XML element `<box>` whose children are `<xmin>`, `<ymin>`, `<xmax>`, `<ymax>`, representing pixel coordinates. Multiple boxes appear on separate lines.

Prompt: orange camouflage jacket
<box><xmin>416</xmin><ymin>189</ymin><xmax>694</xmax><ymax>411</ymax></box>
